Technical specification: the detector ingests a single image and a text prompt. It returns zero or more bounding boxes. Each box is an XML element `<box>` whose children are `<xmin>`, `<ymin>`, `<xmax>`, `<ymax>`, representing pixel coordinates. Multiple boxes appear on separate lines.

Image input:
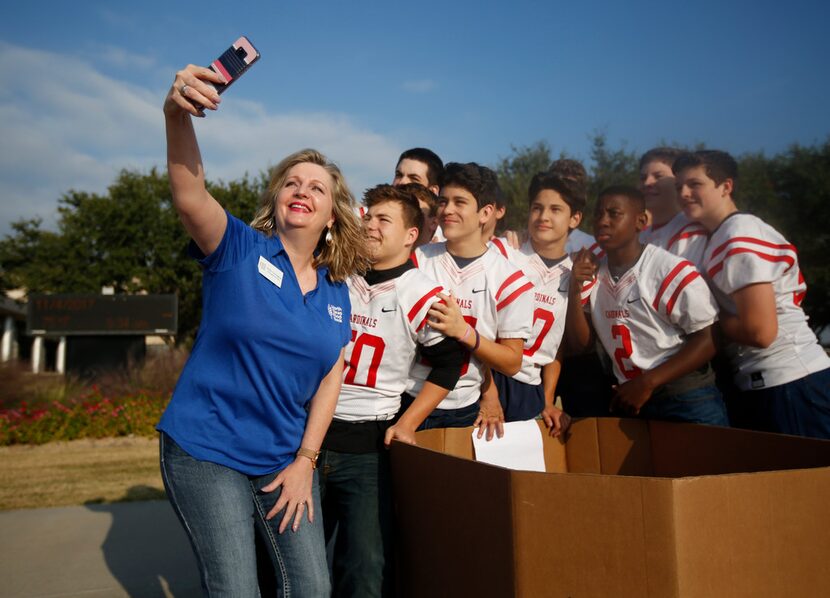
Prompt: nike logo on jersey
<box><xmin>472</xmin><ymin>288</ymin><xmax>486</xmax><ymax>294</ymax></box>
<box><xmin>381</xmin><ymin>307</ymin><xmax>397</xmax><ymax>313</ymax></box>
<box><xmin>627</xmin><ymin>297</ymin><xmax>640</xmax><ymax>304</ymax></box>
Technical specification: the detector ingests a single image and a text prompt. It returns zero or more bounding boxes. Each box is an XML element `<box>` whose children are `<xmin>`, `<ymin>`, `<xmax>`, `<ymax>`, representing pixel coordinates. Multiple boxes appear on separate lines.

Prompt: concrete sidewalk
<box><xmin>0</xmin><ymin>500</ymin><xmax>200</xmax><ymax>597</ymax></box>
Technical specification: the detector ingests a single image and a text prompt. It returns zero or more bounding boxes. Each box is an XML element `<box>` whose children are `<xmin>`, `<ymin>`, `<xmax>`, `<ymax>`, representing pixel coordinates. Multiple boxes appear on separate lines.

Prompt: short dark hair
<box><xmin>397</xmin><ymin>148</ymin><xmax>444</xmax><ymax>188</ymax></box>
<box><xmin>363</xmin><ymin>184</ymin><xmax>424</xmax><ymax>232</ymax></box>
<box><xmin>597</xmin><ymin>185</ymin><xmax>645</xmax><ymax>212</ymax></box>
<box><xmin>440</xmin><ymin>162</ymin><xmax>501</xmax><ymax>210</ymax></box>
<box><xmin>548</xmin><ymin>158</ymin><xmax>588</xmax><ymax>204</ymax></box>
<box><xmin>672</xmin><ymin>150</ymin><xmax>739</xmax><ymax>188</ymax></box>
<box><xmin>398</xmin><ymin>182</ymin><xmax>439</xmax><ymax>218</ymax></box>
<box><xmin>528</xmin><ymin>172</ymin><xmax>586</xmax><ymax>215</ymax></box>
<box><xmin>639</xmin><ymin>147</ymin><xmax>684</xmax><ymax>171</ymax></box>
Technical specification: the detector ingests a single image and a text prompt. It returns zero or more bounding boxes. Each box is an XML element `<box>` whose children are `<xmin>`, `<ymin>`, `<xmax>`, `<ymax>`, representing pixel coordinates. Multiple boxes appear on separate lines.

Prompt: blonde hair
<box><xmin>251</xmin><ymin>149</ymin><xmax>370</xmax><ymax>281</ymax></box>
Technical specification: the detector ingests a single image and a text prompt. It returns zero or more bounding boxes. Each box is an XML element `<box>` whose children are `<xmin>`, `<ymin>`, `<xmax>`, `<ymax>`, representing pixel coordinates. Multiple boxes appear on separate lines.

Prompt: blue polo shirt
<box><xmin>158</xmin><ymin>213</ymin><xmax>351</xmax><ymax>475</ymax></box>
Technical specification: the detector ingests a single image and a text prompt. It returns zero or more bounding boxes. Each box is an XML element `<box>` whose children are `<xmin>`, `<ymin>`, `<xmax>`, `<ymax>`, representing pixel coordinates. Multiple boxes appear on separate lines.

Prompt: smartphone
<box><xmin>209</xmin><ymin>36</ymin><xmax>261</xmax><ymax>94</ymax></box>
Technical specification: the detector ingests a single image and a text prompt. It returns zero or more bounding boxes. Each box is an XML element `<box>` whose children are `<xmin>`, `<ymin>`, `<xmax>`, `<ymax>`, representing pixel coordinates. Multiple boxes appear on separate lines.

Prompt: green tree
<box><xmin>0</xmin><ymin>169</ymin><xmax>266</xmax><ymax>343</ymax></box>
<box><xmin>765</xmin><ymin>141</ymin><xmax>830</xmax><ymax>331</ymax></box>
<box><xmin>586</xmin><ymin>131</ymin><xmax>639</xmax><ymax>218</ymax></box>
<box><xmin>494</xmin><ymin>141</ymin><xmax>553</xmax><ymax>234</ymax></box>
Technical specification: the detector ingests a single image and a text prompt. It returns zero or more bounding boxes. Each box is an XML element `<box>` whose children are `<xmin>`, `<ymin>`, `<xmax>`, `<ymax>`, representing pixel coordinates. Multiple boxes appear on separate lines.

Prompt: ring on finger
<box><xmin>179</xmin><ymin>83</ymin><xmax>190</xmax><ymax>97</ymax></box>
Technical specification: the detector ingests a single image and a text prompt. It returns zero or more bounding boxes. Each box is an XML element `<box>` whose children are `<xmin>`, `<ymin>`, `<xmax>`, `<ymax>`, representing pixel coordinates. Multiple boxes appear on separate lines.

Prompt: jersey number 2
<box><xmin>611</xmin><ymin>324</ymin><xmax>641</xmax><ymax>380</ymax></box>
<box><xmin>344</xmin><ymin>331</ymin><xmax>386</xmax><ymax>388</ymax></box>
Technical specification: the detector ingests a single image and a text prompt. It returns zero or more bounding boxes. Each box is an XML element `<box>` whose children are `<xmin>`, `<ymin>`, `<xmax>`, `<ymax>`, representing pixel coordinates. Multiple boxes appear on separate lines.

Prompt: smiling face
<box><xmin>639</xmin><ymin>160</ymin><xmax>678</xmax><ymax>224</ymax></box>
<box><xmin>528</xmin><ymin>189</ymin><xmax>579</xmax><ymax>252</ymax></box>
<box><xmin>593</xmin><ymin>193</ymin><xmax>647</xmax><ymax>254</ymax></box>
<box><xmin>438</xmin><ymin>185</ymin><xmax>491</xmax><ymax>245</ymax></box>
<box><xmin>364</xmin><ymin>200</ymin><xmax>418</xmax><ymax>269</ymax></box>
<box><xmin>675</xmin><ymin>165</ymin><xmax>735</xmax><ymax>231</ymax></box>
<box><xmin>274</xmin><ymin>162</ymin><xmax>335</xmax><ymax>236</ymax></box>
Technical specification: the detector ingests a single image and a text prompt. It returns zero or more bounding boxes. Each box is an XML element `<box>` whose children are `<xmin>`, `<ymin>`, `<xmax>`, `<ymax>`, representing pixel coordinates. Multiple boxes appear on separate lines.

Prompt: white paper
<box><xmin>471</xmin><ymin>419</ymin><xmax>545</xmax><ymax>472</ymax></box>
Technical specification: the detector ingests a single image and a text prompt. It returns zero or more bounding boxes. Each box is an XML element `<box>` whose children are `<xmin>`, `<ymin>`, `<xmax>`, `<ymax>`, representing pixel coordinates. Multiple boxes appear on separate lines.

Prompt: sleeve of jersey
<box><xmin>651</xmin><ymin>261</ymin><xmax>717</xmax><ymax>333</ymax></box>
<box><xmin>189</xmin><ymin>211</ymin><xmax>256</xmax><ymax>273</ymax></box>
<box><xmin>495</xmin><ymin>270</ymin><xmax>534</xmax><ymax>339</ymax></box>
<box><xmin>580</xmin><ymin>278</ymin><xmax>598</xmax><ymax>309</ymax></box>
<box><xmin>404</xmin><ymin>280</ymin><xmax>445</xmax><ymax>347</ymax></box>
<box><xmin>706</xmin><ymin>231</ymin><xmax>798</xmax><ymax>295</ymax></box>
<box><xmin>490</xmin><ymin>237</ymin><xmax>511</xmax><ymax>259</ymax></box>
<box><xmin>420</xmin><ymin>337</ymin><xmax>465</xmax><ymax>391</ymax></box>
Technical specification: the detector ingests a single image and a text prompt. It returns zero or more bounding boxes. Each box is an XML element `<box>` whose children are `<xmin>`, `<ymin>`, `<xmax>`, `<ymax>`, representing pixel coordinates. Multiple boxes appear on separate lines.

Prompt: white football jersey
<box><xmin>490</xmin><ymin>238</ymin><xmax>571</xmax><ymax>385</ymax></box>
<box><xmin>565</xmin><ymin>228</ymin><xmax>604</xmax><ymax>259</ymax></box>
<box><xmin>584</xmin><ymin>244</ymin><xmax>718</xmax><ymax>384</ymax></box>
<box><xmin>704</xmin><ymin>213</ymin><xmax>830</xmax><ymax>391</ymax></box>
<box><xmin>408</xmin><ymin>243</ymin><xmax>534</xmax><ymax>409</ymax></box>
<box><xmin>640</xmin><ymin>212</ymin><xmax>708</xmax><ymax>266</ymax></box>
<box><xmin>336</xmin><ymin>268</ymin><xmax>445</xmax><ymax>421</ymax></box>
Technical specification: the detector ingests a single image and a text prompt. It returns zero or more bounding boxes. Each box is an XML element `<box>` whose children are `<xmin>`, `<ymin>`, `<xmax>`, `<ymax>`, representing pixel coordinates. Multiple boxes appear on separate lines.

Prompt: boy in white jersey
<box><xmin>320</xmin><ymin>185</ymin><xmax>463</xmax><ymax>597</ymax></box>
<box><xmin>566</xmin><ymin>186</ymin><xmax>729</xmax><ymax>425</ymax></box>
<box><xmin>404</xmin><ymin>162</ymin><xmax>534</xmax><ymax>439</ymax></box>
<box><xmin>674</xmin><ymin>150</ymin><xmax>830</xmax><ymax>438</ymax></box>
<box><xmin>489</xmin><ymin>172</ymin><xmax>580</xmax><ymax>435</ymax></box>
<box><xmin>638</xmin><ymin>147</ymin><xmax>708</xmax><ymax>265</ymax></box>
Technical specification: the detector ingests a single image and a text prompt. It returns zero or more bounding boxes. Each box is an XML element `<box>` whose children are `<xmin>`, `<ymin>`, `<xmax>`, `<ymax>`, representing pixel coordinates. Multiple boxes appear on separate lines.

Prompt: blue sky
<box><xmin>1</xmin><ymin>0</ymin><xmax>829</xmax><ymax>235</ymax></box>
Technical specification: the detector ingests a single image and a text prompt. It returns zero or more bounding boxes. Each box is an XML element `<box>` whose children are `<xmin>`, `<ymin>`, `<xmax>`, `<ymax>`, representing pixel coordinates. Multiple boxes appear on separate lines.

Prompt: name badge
<box><xmin>258</xmin><ymin>256</ymin><xmax>283</xmax><ymax>288</ymax></box>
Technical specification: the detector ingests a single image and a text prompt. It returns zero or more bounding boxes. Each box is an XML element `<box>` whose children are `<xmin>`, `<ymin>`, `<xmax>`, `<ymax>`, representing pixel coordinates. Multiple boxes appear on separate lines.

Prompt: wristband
<box><xmin>472</xmin><ymin>327</ymin><xmax>480</xmax><ymax>352</ymax></box>
<box><xmin>296</xmin><ymin>447</ymin><xmax>320</xmax><ymax>469</ymax></box>
<box><xmin>459</xmin><ymin>324</ymin><xmax>472</xmax><ymax>344</ymax></box>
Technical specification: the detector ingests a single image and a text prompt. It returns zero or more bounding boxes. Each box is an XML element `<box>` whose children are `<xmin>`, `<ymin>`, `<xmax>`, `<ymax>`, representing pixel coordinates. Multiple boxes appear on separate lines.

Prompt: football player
<box><xmin>566</xmin><ymin>186</ymin><xmax>728</xmax><ymax>425</ymax></box>
<box><xmin>405</xmin><ymin>162</ymin><xmax>534</xmax><ymax>439</ymax></box>
<box><xmin>320</xmin><ymin>184</ymin><xmax>463</xmax><ymax>597</ymax></box>
<box><xmin>674</xmin><ymin>150</ymin><xmax>830</xmax><ymax>438</ymax></box>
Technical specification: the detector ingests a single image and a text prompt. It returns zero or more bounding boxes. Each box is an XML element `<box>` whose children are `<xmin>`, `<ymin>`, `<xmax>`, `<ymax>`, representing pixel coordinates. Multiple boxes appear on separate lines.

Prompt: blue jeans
<box><xmin>400</xmin><ymin>393</ymin><xmax>479</xmax><ymax>429</ymax></box>
<box><xmin>319</xmin><ymin>449</ymin><xmax>393</xmax><ymax>597</ymax></box>
<box><xmin>730</xmin><ymin>367</ymin><xmax>830</xmax><ymax>439</ymax></box>
<box><xmin>160</xmin><ymin>432</ymin><xmax>330</xmax><ymax>597</ymax></box>
<box><xmin>637</xmin><ymin>384</ymin><xmax>730</xmax><ymax>427</ymax></box>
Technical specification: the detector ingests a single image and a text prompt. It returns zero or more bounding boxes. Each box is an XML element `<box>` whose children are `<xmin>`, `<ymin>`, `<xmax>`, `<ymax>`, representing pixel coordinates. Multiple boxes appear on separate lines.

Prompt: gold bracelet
<box><xmin>296</xmin><ymin>447</ymin><xmax>320</xmax><ymax>469</ymax></box>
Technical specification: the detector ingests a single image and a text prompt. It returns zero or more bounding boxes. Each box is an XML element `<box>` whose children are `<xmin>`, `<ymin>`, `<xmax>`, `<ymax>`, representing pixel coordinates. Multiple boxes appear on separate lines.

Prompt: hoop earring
<box><xmin>325</xmin><ymin>227</ymin><xmax>333</xmax><ymax>245</ymax></box>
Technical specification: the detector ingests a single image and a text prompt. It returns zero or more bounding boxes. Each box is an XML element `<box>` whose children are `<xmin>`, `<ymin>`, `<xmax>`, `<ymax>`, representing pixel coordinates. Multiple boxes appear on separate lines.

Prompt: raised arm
<box><xmin>163</xmin><ymin>65</ymin><xmax>229</xmax><ymax>255</ymax></box>
<box><xmin>565</xmin><ymin>248</ymin><xmax>597</xmax><ymax>354</ymax></box>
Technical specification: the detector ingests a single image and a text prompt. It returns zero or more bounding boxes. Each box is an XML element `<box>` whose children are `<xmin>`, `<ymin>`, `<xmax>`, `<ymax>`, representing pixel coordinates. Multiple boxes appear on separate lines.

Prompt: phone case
<box><xmin>210</xmin><ymin>36</ymin><xmax>261</xmax><ymax>94</ymax></box>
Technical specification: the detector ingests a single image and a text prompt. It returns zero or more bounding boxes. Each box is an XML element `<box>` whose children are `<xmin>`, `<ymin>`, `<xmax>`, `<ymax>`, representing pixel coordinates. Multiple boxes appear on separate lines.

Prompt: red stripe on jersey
<box><xmin>710</xmin><ymin>236</ymin><xmax>796</xmax><ymax>259</ymax></box>
<box><xmin>491</xmin><ymin>237</ymin><xmax>508</xmax><ymax>258</ymax></box>
<box><xmin>496</xmin><ymin>282</ymin><xmax>533</xmax><ymax>312</ymax></box>
<box><xmin>664</xmin><ymin>271</ymin><xmax>701</xmax><ymax>316</ymax></box>
<box><xmin>580</xmin><ymin>278</ymin><xmax>597</xmax><ymax>305</ymax></box>
<box><xmin>652</xmin><ymin>261</ymin><xmax>694</xmax><ymax>311</ymax></box>
<box><xmin>667</xmin><ymin>226</ymin><xmax>707</xmax><ymax>251</ymax></box>
<box><xmin>410</xmin><ymin>251</ymin><xmax>419</xmax><ymax>268</ymax></box>
<box><xmin>707</xmin><ymin>248</ymin><xmax>795</xmax><ymax>278</ymax></box>
<box><xmin>496</xmin><ymin>271</ymin><xmax>525</xmax><ymax>301</ymax></box>
<box><xmin>794</xmin><ymin>269</ymin><xmax>806</xmax><ymax>306</ymax></box>
<box><xmin>407</xmin><ymin>286</ymin><xmax>443</xmax><ymax>325</ymax></box>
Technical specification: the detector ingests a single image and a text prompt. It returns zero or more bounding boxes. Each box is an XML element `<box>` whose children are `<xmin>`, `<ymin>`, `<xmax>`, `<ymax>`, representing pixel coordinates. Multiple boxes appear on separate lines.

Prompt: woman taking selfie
<box><xmin>157</xmin><ymin>63</ymin><xmax>369</xmax><ymax>596</ymax></box>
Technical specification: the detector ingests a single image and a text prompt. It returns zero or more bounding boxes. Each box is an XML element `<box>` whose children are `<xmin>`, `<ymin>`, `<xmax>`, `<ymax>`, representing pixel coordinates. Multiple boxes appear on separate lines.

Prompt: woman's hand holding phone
<box><xmin>164</xmin><ymin>65</ymin><xmax>225</xmax><ymax>118</ymax></box>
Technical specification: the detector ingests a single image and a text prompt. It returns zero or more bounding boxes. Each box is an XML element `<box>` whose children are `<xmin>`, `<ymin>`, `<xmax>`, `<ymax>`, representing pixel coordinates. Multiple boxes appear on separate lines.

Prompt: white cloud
<box><xmin>0</xmin><ymin>42</ymin><xmax>399</xmax><ymax>236</ymax></box>
<box><xmin>402</xmin><ymin>79</ymin><xmax>436</xmax><ymax>94</ymax></box>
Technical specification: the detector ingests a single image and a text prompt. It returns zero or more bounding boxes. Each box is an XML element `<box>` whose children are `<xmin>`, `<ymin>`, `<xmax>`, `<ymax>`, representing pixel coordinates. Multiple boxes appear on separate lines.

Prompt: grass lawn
<box><xmin>0</xmin><ymin>435</ymin><xmax>164</xmax><ymax>510</ymax></box>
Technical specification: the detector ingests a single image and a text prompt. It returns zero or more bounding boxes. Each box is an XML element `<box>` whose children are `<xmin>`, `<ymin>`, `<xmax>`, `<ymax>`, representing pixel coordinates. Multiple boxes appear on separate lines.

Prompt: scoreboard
<box><xmin>27</xmin><ymin>294</ymin><xmax>177</xmax><ymax>336</ymax></box>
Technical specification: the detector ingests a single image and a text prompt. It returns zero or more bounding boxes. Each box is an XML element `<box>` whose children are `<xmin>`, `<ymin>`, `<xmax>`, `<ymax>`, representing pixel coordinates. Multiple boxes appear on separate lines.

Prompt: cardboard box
<box><xmin>390</xmin><ymin>418</ymin><xmax>830</xmax><ymax>597</ymax></box>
